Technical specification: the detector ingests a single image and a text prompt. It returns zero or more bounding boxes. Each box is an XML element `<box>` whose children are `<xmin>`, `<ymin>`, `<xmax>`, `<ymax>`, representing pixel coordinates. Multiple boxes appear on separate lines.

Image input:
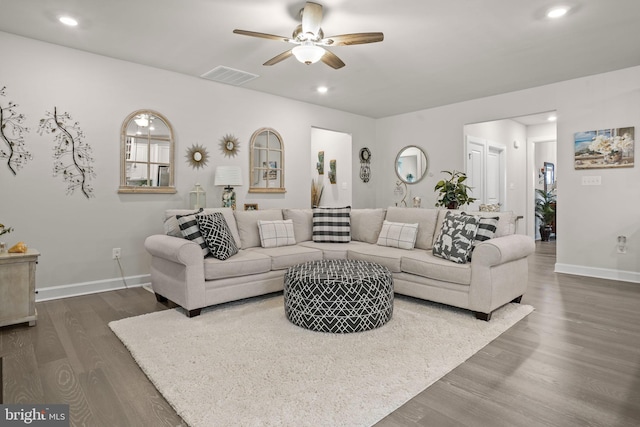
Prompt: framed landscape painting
<box><xmin>574</xmin><ymin>127</ymin><xmax>634</xmax><ymax>169</ymax></box>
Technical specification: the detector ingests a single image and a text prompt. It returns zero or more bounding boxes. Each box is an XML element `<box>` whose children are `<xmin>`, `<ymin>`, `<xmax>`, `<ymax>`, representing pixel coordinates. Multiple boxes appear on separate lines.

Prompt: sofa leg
<box><xmin>186</xmin><ymin>308</ymin><xmax>202</xmax><ymax>318</ymax></box>
<box><xmin>511</xmin><ymin>295</ymin><xmax>523</xmax><ymax>304</ymax></box>
<box><xmin>155</xmin><ymin>293</ymin><xmax>168</xmax><ymax>303</ymax></box>
<box><xmin>474</xmin><ymin>311</ymin><xmax>492</xmax><ymax>321</ymax></box>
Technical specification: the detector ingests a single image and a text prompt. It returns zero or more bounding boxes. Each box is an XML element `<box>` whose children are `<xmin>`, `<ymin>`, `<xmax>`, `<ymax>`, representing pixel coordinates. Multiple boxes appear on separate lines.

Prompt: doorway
<box><xmin>465</xmin><ymin>135</ymin><xmax>506</xmax><ymax>211</ymax></box>
<box><xmin>310</xmin><ymin>127</ymin><xmax>352</xmax><ymax>207</ymax></box>
<box><xmin>464</xmin><ymin>112</ymin><xmax>557</xmax><ymax>236</ymax></box>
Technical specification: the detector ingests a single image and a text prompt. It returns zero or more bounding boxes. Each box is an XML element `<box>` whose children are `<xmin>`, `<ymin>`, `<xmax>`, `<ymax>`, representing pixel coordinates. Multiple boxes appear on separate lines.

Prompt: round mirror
<box><xmin>395</xmin><ymin>145</ymin><xmax>428</xmax><ymax>184</ymax></box>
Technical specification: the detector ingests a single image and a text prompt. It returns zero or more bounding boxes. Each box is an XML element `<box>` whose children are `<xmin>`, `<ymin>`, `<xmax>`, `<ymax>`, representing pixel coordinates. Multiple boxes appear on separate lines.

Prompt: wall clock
<box><xmin>219</xmin><ymin>134</ymin><xmax>240</xmax><ymax>158</ymax></box>
<box><xmin>359</xmin><ymin>147</ymin><xmax>371</xmax><ymax>183</ymax></box>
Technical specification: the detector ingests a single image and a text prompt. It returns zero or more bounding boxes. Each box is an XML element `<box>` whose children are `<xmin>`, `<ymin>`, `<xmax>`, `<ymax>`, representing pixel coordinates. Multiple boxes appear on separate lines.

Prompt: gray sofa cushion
<box><xmin>234</xmin><ymin>209</ymin><xmax>284</xmax><ymax>248</ymax></box>
<box><xmin>350</xmin><ymin>208</ymin><xmax>386</xmax><ymax>243</ymax></box>
<box><xmin>299</xmin><ymin>241</ymin><xmax>369</xmax><ymax>260</ymax></box>
<box><xmin>203</xmin><ymin>250</ymin><xmax>271</xmax><ymax>281</ymax></box>
<box><xmin>282</xmin><ymin>209</ymin><xmax>313</xmax><ymax>243</ymax></box>
<box><xmin>347</xmin><ymin>244</ymin><xmax>405</xmax><ymax>273</ymax></box>
<box><xmin>385</xmin><ymin>207</ymin><xmax>439</xmax><ymax>250</ymax></box>
<box><xmin>247</xmin><ymin>245</ymin><xmax>323</xmax><ymax>270</ymax></box>
<box><xmin>401</xmin><ymin>250</ymin><xmax>472</xmax><ymax>285</ymax></box>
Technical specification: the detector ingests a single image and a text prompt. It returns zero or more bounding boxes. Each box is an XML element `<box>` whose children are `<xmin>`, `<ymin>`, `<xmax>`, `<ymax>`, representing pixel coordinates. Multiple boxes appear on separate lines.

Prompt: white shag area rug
<box><xmin>109</xmin><ymin>295</ymin><xmax>533</xmax><ymax>427</ymax></box>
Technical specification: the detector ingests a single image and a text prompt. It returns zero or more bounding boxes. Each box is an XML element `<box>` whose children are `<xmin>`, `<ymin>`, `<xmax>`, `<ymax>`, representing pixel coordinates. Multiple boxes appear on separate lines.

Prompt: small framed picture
<box><xmin>244</xmin><ymin>203</ymin><xmax>258</xmax><ymax>211</ymax></box>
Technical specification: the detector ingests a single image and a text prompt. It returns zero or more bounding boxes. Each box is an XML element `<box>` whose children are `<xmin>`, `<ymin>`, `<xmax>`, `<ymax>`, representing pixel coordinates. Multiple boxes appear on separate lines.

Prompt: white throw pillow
<box><xmin>376</xmin><ymin>221</ymin><xmax>419</xmax><ymax>250</ymax></box>
<box><xmin>258</xmin><ymin>219</ymin><xmax>296</xmax><ymax>248</ymax></box>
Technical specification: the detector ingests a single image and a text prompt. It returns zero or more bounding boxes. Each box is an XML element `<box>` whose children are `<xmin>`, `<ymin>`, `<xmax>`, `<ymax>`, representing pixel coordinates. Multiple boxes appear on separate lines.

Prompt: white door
<box><xmin>486</xmin><ymin>145</ymin><xmax>504</xmax><ymax>205</ymax></box>
<box><xmin>466</xmin><ymin>136</ymin><xmax>506</xmax><ymax>209</ymax></box>
<box><xmin>466</xmin><ymin>136</ymin><xmax>485</xmax><ymax>210</ymax></box>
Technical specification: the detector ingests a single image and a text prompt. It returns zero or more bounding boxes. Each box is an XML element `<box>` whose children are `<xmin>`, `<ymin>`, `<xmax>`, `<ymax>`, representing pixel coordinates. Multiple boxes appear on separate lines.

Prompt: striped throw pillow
<box><xmin>177</xmin><ymin>212</ymin><xmax>210</xmax><ymax>257</ymax></box>
<box><xmin>312</xmin><ymin>206</ymin><xmax>351</xmax><ymax>243</ymax></box>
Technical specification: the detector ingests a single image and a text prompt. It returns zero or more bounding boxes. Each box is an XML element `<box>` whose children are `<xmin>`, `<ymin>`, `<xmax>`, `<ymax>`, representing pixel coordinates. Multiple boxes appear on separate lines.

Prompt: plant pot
<box><xmin>446</xmin><ymin>202</ymin><xmax>459</xmax><ymax>209</ymax></box>
<box><xmin>539</xmin><ymin>225</ymin><xmax>553</xmax><ymax>242</ymax></box>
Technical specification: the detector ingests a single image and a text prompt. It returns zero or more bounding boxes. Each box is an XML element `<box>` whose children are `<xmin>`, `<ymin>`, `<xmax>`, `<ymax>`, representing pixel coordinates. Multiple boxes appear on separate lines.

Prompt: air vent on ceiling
<box><xmin>200</xmin><ymin>66</ymin><xmax>259</xmax><ymax>86</ymax></box>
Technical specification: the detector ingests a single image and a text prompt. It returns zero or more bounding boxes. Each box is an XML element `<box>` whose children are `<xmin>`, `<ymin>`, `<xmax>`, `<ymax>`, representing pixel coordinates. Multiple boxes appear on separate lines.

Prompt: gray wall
<box><xmin>0</xmin><ymin>32</ymin><xmax>376</xmax><ymax>295</ymax></box>
<box><xmin>376</xmin><ymin>66</ymin><xmax>640</xmax><ymax>282</ymax></box>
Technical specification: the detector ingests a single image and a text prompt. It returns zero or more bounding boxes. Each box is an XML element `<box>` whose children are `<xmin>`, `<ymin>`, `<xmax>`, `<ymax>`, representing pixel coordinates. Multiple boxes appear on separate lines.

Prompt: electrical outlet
<box><xmin>112</xmin><ymin>248</ymin><xmax>121</xmax><ymax>259</ymax></box>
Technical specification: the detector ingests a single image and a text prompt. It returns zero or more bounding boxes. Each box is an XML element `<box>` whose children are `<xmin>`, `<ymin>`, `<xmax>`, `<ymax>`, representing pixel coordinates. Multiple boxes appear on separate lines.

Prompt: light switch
<box><xmin>582</xmin><ymin>176</ymin><xmax>601</xmax><ymax>186</ymax></box>
<box><xmin>341</xmin><ymin>182</ymin><xmax>348</xmax><ymax>190</ymax></box>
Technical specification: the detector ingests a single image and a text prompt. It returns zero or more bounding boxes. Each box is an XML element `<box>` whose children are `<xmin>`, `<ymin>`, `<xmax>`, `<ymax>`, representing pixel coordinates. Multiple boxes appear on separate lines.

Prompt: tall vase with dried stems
<box><xmin>311</xmin><ymin>179</ymin><xmax>324</xmax><ymax>208</ymax></box>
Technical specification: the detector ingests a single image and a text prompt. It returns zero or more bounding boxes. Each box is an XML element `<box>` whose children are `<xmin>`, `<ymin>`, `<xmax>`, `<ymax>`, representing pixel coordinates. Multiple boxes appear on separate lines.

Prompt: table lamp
<box><xmin>214</xmin><ymin>166</ymin><xmax>242</xmax><ymax>210</ymax></box>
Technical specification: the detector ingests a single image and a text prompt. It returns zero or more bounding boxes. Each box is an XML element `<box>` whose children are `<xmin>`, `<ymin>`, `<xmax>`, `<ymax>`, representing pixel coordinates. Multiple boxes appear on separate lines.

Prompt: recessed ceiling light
<box><xmin>317</xmin><ymin>86</ymin><xmax>328</xmax><ymax>94</ymax></box>
<box><xmin>547</xmin><ymin>7</ymin><xmax>569</xmax><ymax>18</ymax></box>
<box><xmin>547</xmin><ymin>115</ymin><xmax>557</xmax><ymax>122</ymax></box>
<box><xmin>59</xmin><ymin>16</ymin><xmax>78</xmax><ymax>27</ymax></box>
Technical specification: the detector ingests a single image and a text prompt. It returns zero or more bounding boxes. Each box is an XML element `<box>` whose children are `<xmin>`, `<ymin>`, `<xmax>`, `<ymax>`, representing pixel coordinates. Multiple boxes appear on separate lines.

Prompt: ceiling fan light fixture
<box><xmin>292</xmin><ymin>43</ymin><xmax>325</xmax><ymax>65</ymax></box>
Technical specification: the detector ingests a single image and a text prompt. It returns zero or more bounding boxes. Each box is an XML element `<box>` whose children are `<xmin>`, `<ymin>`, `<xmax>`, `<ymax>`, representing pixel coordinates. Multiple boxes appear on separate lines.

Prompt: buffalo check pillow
<box><xmin>312</xmin><ymin>206</ymin><xmax>351</xmax><ymax>243</ymax></box>
<box><xmin>376</xmin><ymin>221</ymin><xmax>419</xmax><ymax>250</ymax></box>
<box><xmin>258</xmin><ymin>219</ymin><xmax>296</xmax><ymax>248</ymax></box>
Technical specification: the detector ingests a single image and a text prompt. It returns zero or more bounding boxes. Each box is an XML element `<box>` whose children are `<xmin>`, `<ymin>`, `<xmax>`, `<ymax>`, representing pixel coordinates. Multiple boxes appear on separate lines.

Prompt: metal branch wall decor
<box><xmin>0</xmin><ymin>86</ymin><xmax>32</xmax><ymax>175</ymax></box>
<box><xmin>38</xmin><ymin>107</ymin><xmax>95</xmax><ymax>198</ymax></box>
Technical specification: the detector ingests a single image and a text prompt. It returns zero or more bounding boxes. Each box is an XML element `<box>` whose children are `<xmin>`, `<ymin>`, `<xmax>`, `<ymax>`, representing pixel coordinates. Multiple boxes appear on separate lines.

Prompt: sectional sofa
<box><xmin>144</xmin><ymin>207</ymin><xmax>535</xmax><ymax>321</ymax></box>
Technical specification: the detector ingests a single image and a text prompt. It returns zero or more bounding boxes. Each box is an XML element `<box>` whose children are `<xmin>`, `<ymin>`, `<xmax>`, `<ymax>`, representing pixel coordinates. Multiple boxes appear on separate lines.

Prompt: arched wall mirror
<box><xmin>395</xmin><ymin>145</ymin><xmax>428</xmax><ymax>184</ymax></box>
<box><xmin>119</xmin><ymin>109</ymin><xmax>176</xmax><ymax>193</ymax></box>
<box><xmin>249</xmin><ymin>127</ymin><xmax>285</xmax><ymax>193</ymax></box>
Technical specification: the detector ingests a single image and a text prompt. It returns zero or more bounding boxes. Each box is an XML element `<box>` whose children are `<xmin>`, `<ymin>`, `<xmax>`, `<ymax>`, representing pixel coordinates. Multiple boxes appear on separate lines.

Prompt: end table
<box><xmin>0</xmin><ymin>249</ymin><xmax>39</xmax><ymax>328</ymax></box>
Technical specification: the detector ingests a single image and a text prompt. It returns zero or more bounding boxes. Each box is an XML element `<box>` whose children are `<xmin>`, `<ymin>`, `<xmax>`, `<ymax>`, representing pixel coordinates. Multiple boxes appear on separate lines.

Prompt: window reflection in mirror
<box><xmin>395</xmin><ymin>145</ymin><xmax>428</xmax><ymax>184</ymax></box>
<box><xmin>119</xmin><ymin>110</ymin><xmax>176</xmax><ymax>193</ymax></box>
<box><xmin>249</xmin><ymin>128</ymin><xmax>285</xmax><ymax>193</ymax></box>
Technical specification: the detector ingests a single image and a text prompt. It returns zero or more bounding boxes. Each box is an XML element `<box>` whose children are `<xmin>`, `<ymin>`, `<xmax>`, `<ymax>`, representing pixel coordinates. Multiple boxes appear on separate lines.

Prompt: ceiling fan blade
<box><xmin>233</xmin><ymin>29</ymin><xmax>290</xmax><ymax>43</ymax></box>
<box><xmin>321</xmin><ymin>50</ymin><xmax>345</xmax><ymax>69</ymax></box>
<box><xmin>301</xmin><ymin>2</ymin><xmax>323</xmax><ymax>38</ymax></box>
<box><xmin>263</xmin><ymin>50</ymin><xmax>294</xmax><ymax>66</ymax></box>
<box><xmin>322</xmin><ymin>32</ymin><xmax>384</xmax><ymax>46</ymax></box>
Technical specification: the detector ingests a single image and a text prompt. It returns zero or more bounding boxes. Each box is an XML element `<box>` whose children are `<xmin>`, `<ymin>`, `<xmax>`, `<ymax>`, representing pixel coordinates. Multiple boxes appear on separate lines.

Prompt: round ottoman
<box><xmin>284</xmin><ymin>259</ymin><xmax>394</xmax><ymax>333</ymax></box>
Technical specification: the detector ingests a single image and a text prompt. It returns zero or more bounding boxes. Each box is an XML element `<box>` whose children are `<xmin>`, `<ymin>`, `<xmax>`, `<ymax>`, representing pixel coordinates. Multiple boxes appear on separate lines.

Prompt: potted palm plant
<box><xmin>535</xmin><ymin>189</ymin><xmax>556</xmax><ymax>241</ymax></box>
<box><xmin>434</xmin><ymin>170</ymin><xmax>476</xmax><ymax>209</ymax></box>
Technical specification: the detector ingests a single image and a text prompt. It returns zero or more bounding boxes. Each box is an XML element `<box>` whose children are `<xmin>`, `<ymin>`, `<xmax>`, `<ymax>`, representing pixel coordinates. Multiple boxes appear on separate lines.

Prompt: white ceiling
<box><xmin>1</xmin><ymin>0</ymin><xmax>639</xmax><ymax>119</ymax></box>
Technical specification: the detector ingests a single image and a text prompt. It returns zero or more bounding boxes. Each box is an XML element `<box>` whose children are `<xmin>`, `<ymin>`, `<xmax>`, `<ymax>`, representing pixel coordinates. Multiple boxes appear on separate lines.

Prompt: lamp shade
<box><xmin>292</xmin><ymin>43</ymin><xmax>325</xmax><ymax>65</ymax></box>
<box><xmin>214</xmin><ymin>166</ymin><xmax>243</xmax><ymax>186</ymax></box>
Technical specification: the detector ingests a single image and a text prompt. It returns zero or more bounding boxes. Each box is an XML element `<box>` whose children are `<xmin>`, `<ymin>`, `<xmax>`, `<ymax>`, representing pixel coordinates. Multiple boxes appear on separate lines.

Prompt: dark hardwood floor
<box><xmin>2</xmin><ymin>242</ymin><xmax>639</xmax><ymax>426</ymax></box>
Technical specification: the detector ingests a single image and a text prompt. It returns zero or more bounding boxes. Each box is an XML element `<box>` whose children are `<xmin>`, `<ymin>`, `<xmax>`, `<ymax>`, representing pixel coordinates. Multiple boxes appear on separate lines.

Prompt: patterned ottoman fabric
<box><xmin>284</xmin><ymin>259</ymin><xmax>394</xmax><ymax>333</ymax></box>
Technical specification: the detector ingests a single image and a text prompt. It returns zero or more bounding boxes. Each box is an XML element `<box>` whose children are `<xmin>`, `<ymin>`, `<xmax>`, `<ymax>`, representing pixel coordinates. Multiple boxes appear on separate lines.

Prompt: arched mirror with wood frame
<box><xmin>249</xmin><ymin>127</ymin><xmax>285</xmax><ymax>193</ymax></box>
<box><xmin>119</xmin><ymin>109</ymin><xmax>176</xmax><ymax>193</ymax></box>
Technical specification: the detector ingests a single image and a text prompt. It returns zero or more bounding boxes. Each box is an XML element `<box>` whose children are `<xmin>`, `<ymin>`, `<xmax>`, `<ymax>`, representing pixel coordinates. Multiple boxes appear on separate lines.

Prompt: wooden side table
<box><xmin>0</xmin><ymin>249</ymin><xmax>39</xmax><ymax>328</ymax></box>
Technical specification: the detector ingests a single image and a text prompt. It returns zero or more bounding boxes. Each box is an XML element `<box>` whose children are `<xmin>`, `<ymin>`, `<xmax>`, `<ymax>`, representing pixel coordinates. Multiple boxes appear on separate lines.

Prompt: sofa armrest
<box><xmin>144</xmin><ymin>234</ymin><xmax>203</xmax><ymax>266</ymax></box>
<box><xmin>471</xmin><ymin>234</ymin><xmax>535</xmax><ymax>267</ymax></box>
<box><xmin>469</xmin><ymin>234</ymin><xmax>535</xmax><ymax>314</ymax></box>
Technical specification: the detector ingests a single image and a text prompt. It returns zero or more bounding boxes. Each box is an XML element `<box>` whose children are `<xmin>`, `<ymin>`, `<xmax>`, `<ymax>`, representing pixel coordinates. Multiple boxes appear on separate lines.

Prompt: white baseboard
<box><xmin>555</xmin><ymin>263</ymin><xmax>640</xmax><ymax>283</ymax></box>
<box><xmin>36</xmin><ymin>274</ymin><xmax>151</xmax><ymax>302</ymax></box>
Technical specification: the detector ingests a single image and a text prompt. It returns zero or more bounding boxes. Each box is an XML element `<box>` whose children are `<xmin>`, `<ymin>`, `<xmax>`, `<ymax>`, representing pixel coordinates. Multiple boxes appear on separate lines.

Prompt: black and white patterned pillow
<box><xmin>432</xmin><ymin>211</ymin><xmax>480</xmax><ymax>264</ymax></box>
<box><xmin>312</xmin><ymin>206</ymin><xmax>351</xmax><ymax>243</ymax></box>
<box><xmin>177</xmin><ymin>211</ymin><xmax>210</xmax><ymax>257</ymax></box>
<box><xmin>464</xmin><ymin>214</ymin><xmax>499</xmax><ymax>260</ymax></box>
<box><xmin>196</xmin><ymin>212</ymin><xmax>239</xmax><ymax>260</ymax></box>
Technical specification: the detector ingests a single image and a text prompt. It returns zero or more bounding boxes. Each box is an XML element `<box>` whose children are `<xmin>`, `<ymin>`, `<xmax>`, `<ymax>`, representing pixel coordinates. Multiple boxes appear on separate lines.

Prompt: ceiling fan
<box><xmin>233</xmin><ymin>2</ymin><xmax>383</xmax><ymax>69</ymax></box>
